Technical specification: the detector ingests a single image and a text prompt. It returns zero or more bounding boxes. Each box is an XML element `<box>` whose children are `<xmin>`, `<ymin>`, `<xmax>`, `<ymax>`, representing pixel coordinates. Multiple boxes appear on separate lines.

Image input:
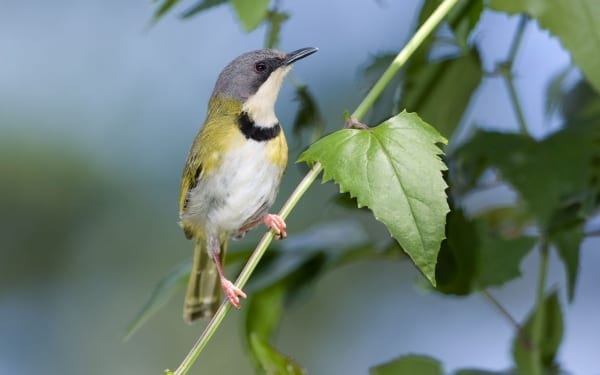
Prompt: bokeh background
<box><xmin>1</xmin><ymin>0</ymin><xmax>598</xmax><ymax>374</ymax></box>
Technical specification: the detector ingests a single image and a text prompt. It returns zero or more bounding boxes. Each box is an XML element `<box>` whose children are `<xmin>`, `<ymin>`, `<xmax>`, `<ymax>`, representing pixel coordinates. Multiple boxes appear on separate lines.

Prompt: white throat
<box><xmin>242</xmin><ymin>66</ymin><xmax>291</xmax><ymax>127</ymax></box>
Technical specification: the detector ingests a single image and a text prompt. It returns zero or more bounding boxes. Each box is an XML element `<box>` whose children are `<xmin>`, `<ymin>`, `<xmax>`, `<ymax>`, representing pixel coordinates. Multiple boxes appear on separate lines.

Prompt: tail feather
<box><xmin>183</xmin><ymin>239</ymin><xmax>227</xmax><ymax>322</ymax></box>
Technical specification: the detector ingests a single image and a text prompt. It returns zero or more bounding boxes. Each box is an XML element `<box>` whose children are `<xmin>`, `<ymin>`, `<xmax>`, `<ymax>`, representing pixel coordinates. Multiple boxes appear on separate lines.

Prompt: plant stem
<box><xmin>531</xmin><ymin>240</ymin><xmax>550</xmax><ymax>375</ymax></box>
<box><xmin>502</xmin><ymin>15</ymin><xmax>530</xmax><ymax>136</ymax></box>
<box><xmin>481</xmin><ymin>289</ymin><xmax>532</xmax><ymax>350</ymax></box>
<box><xmin>167</xmin><ymin>0</ymin><xmax>460</xmax><ymax>373</ymax></box>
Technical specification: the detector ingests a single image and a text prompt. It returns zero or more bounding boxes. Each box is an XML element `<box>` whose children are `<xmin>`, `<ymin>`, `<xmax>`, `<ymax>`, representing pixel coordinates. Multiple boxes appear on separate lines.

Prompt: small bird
<box><xmin>179</xmin><ymin>47</ymin><xmax>318</xmax><ymax>321</ymax></box>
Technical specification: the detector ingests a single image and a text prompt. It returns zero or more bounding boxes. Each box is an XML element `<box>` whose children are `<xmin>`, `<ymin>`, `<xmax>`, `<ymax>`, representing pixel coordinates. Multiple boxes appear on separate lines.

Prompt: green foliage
<box><xmin>490</xmin><ymin>0</ymin><xmax>600</xmax><ymax>93</ymax></box>
<box><xmin>400</xmin><ymin>48</ymin><xmax>483</xmax><ymax>137</ymax></box>
<box><xmin>436</xmin><ymin>210</ymin><xmax>536</xmax><ymax>295</ymax></box>
<box><xmin>371</xmin><ymin>355</ymin><xmax>444</xmax><ymax>375</ymax></box>
<box><xmin>512</xmin><ymin>291</ymin><xmax>563</xmax><ymax>374</ymax></box>
<box><xmin>141</xmin><ymin>1</ymin><xmax>600</xmax><ymax>374</ymax></box>
<box><xmin>230</xmin><ymin>0</ymin><xmax>270</xmax><ymax>31</ymax></box>
<box><xmin>299</xmin><ymin>112</ymin><xmax>449</xmax><ymax>285</ymax></box>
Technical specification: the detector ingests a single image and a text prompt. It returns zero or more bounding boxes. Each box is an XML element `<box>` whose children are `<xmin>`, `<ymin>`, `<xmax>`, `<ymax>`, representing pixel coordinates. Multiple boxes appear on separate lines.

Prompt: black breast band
<box><xmin>238</xmin><ymin>112</ymin><xmax>281</xmax><ymax>141</ymax></box>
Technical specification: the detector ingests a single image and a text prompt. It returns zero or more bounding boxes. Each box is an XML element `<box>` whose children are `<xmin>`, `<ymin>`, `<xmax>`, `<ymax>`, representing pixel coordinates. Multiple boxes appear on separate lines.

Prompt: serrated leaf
<box><xmin>299</xmin><ymin>111</ymin><xmax>449</xmax><ymax>285</ymax></box>
<box><xmin>265</xmin><ymin>10</ymin><xmax>289</xmax><ymax>48</ymax></box>
<box><xmin>180</xmin><ymin>0</ymin><xmax>228</xmax><ymax>19</ymax></box>
<box><xmin>512</xmin><ymin>291</ymin><xmax>563</xmax><ymax>374</ymax></box>
<box><xmin>122</xmin><ymin>260</ymin><xmax>191</xmax><ymax>341</ymax></box>
<box><xmin>292</xmin><ymin>85</ymin><xmax>325</xmax><ymax>143</ymax></box>
<box><xmin>490</xmin><ymin>0</ymin><xmax>600</xmax><ymax>93</ymax></box>
<box><xmin>551</xmin><ymin>226</ymin><xmax>584</xmax><ymax>301</ymax></box>
<box><xmin>231</xmin><ymin>0</ymin><xmax>270</xmax><ymax>31</ymax></box>
<box><xmin>370</xmin><ymin>354</ymin><xmax>444</xmax><ymax>375</ymax></box>
<box><xmin>401</xmin><ymin>48</ymin><xmax>483</xmax><ymax>138</ymax></box>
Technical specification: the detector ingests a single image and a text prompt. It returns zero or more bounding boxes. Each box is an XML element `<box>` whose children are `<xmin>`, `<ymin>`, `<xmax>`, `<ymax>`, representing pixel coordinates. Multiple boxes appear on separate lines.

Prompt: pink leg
<box><xmin>263</xmin><ymin>214</ymin><xmax>287</xmax><ymax>239</ymax></box>
<box><xmin>208</xmin><ymin>237</ymin><xmax>246</xmax><ymax>309</ymax></box>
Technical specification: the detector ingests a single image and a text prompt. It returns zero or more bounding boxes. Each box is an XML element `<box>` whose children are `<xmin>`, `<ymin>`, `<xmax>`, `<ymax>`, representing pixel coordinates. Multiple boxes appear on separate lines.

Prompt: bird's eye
<box><xmin>254</xmin><ymin>62</ymin><xmax>267</xmax><ymax>72</ymax></box>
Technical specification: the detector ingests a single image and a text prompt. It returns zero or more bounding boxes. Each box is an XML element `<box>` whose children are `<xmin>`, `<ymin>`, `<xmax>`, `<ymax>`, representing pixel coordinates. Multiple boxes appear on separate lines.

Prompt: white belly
<box><xmin>184</xmin><ymin>140</ymin><xmax>283</xmax><ymax>235</ymax></box>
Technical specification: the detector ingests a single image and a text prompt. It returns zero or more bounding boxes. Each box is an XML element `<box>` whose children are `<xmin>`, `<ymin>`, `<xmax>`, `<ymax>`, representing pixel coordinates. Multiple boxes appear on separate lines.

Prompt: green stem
<box><xmin>531</xmin><ymin>241</ymin><xmax>550</xmax><ymax>375</ymax></box>
<box><xmin>167</xmin><ymin>0</ymin><xmax>460</xmax><ymax>373</ymax></box>
<box><xmin>502</xmin><ymin>15</ymin><xmax>530</xmax><ymax>136</ymax></box>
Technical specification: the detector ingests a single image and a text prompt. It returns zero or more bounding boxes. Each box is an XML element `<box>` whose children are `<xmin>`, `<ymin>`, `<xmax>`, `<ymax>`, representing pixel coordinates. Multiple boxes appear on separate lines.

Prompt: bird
<box><xmin>178</xmin><ymin>47</ymin><xmax>318</xmax><ymax>322</ymax></box>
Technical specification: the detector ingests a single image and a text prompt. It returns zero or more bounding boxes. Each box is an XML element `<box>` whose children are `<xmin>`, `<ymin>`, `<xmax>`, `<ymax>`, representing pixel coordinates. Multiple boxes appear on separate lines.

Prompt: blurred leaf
<box><xmin>435</xmin><ymin>209</ymin><xmax>478</xmax><ymax>295</ymax></box>
<box><xmin>512</xmin><ymin>291</ymin><xmax>563</xmax><ymax>374</ymax></box>
<box><xmin>455</xmin><ymin>126</ymin><xmax>600</xmax><ymax>296</ymax></box>
<box><xmin>447</xmin><ymin>0</ymin><xmax>483</xmax><ymax>50</ymax></box>
<box><xmin>476</xmin><ymin>232</ymin><xmax>535</xmax><ymax>288</ymax></box>
<box><xmin>362</xmin><ymin>53</ymin><xmax>401</xmax><ymax>124</ymax></box>
<box><xmin>248</xmin><ymin>334</ymin><xmax>306</xmax><ymax>375</ymax></box>
<box><xmin>246</xmin><ymin>254</ymin><xmax>326</xmax><ymax>374</ymax></box>
<box><xmin>401</xmin><ymin>48</ymin><xmax>483</xmax><ymax>138</ymax></box>
<box><xmin>454</xmin><ymin>127</ymin><xmax>599</xmax><ymax>231</ymax></box>
<box><xmin>436</xmin><ymin>210</ymin><xmax>535</xmax><ymax>295</ymax></box>
<box><xmin>292</xmin><ymin>85</ymin><xmax>325</xmax><ymax>143</ymax></box>
<box><xmin>265</xmin><ymin>10</ymin><xmax>289</xmax><ymax>48</ymax></box>
<box><xmin>561</xmin><ymin>79</ymin><xmax>600</xmax><ymax>125</ymax></box>
<box><xmin>490</xmin><ymin>0</ymin><xmax>600</xmax><ymax>93</ymax></box>
<box><xmin>181</xmin><ymin>0</ymin><xmax>228</xmax><ymax>19</ymax></box>
<box><xmin>551</xmin><ymin>226</ymin><xmax>584</xmax><ymax>301</ymax></box>
<box><xmin>123</xmin><ymin>260</ymin><xmax>191</xmax><ymax>341</ymax></box>
<box><xmin>370</xmin><ymin>354</ymin><xmax>444</xmax><ymax>375</ymax></box>
<box><xmin>545</xmin><ymin>66</ymin><xmax>573</xmax><ymax>119</ymax></box>
<box><xmin>153</xmin><ymin>0</ymin><xmax>181</xmax><ymax>22</ymax></box>
<box><xmin>231</xmin><ymin>0</ymin><xmax>270</xmax><ymax>31</ymax></box>
<box><xmin>299</xmin><ymin>111</ymin><xmax>449</xmax><ymax>285</ymax></box>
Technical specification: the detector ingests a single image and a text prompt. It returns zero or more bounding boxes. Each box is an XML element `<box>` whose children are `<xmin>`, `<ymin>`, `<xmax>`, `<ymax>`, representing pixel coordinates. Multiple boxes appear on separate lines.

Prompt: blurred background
<box><xmin>1</xmin><ymin>0</ymin><xmax>598</xmax><ymax>374</ymax></box>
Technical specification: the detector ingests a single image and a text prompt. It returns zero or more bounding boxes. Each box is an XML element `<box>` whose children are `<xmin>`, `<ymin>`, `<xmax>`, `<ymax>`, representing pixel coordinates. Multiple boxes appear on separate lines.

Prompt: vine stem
<box><xmin>166</xmin><ymin>0</ymin><xmax>460</xmax><ymax>373</ymax></box>
<box><xmin>531</xmin><ymin>241</ymin><xmax>550</xmax><ymax>375</ymax></box>
<box><xmin>502</xmin><ymin>15</ymin><xmax>530</xmax><ymax>135</ymax></box>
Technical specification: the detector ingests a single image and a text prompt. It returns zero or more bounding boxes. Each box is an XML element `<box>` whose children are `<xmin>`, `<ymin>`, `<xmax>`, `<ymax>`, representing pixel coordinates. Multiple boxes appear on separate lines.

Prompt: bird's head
<box><xmin>211</xmin><ymin>47</ymin><xmax>318</xmax><ymax>126</ymax></box>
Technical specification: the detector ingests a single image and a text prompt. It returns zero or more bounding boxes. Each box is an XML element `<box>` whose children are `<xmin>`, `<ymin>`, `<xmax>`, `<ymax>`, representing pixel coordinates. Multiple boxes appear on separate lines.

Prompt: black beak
<box><xmin>283</xmin><ymin>47</ymin><xmax>319</xmax><ymax>65</ymax></box>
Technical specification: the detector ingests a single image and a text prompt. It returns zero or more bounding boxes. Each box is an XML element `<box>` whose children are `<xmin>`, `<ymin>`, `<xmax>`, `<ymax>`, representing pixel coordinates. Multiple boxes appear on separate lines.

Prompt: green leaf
<box><xmin>435</xmin><ymin>209</ymin><xmax>479</xmax><ymax>295</ymax></box>
<box><xmin>436</xmin><ymin>209</ymin><xmax>535</xmax><ymax>295</ymax></box>
<box><xmin>447</xmin><ymin>0</ymin><xmax>484</xmax><ymax>50</ymax></box>
<box><xmin>490</xmin><ymin>0</ymin><xmax>600</xmax><ymax>93</ymax></box>
<box><xmin>292</xmin><ymin>85</ymin><xmax>325</xmax><ymax>144</ymax></box>
<box><xmin>180</xmin><ymin>0</ymin><xmax>228</xmax><ymax>19</ymax></box>
<box><xmin>153</xmin><ymin>0</ymin><xmax>182</xmax><ymax>22</ymax></box>
<box><xmin>246</xmin><ymin>254</ymin><xmax>326</xmax><ymax>374</ymax></box>
<box><xmin>401</xmin><ymin>48</ymin><xmax>483</xmax><ymax>138</ymax></box>
<box><xmin>512</xmin><ymin>291</ymin><xmax>563</xmax><ymax>374</ymax></box>
<box><xmin>370</xmin><ymin>355</ymin><xmax>444</xmax><ymax>375</ymax></box>
<box><xmin>551</xmin><ymin>226</ymin><xmax>584</xmax><ymax>301</ymax></box>
<box><xmin>122</xmin><ymin>260</ymin><xmax>191</xmax><ymax>341</ymax></box>
<box><xmin>264</xmin><ymin>10</ymin><xmax>289</xmax><ymax>48</ymax></box>
<box><xmin>299</xmin><ymin>111</ymin><xmax>449</xmax><ymax>285</ymax></box>
<box><xmin>231</xmin><ymin>0</ymin><xmax>270</xmax><ymax>31</ymax></box>
<box><xmin>544</xmin><ymin>65</ymin><xmax>573</xmax><ymax>119</ymax></box>
<box><xmin>476</xmin><ymin>232</ymin><xmax>535</xmax><ymax>288</ymax></box>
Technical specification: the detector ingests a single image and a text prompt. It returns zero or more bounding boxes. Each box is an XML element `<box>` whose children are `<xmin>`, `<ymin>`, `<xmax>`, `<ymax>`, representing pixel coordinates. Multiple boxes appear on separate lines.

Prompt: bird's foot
<box><xmin>263</xmin><ymin>214</ymin><xmax>287</xmax><ymax>239</ymax></box>
<box><xmin>221</xmin><ymin>279</ymin><xmax>247</xmax><ymax>309</ymax></box>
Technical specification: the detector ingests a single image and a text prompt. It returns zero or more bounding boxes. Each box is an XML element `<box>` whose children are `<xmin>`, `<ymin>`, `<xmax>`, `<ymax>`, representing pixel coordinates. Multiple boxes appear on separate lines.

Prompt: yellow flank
<box><xmin>267</xmin><ymin>130</ymin><xmax>288</xmax><ymax>168</ymax></box>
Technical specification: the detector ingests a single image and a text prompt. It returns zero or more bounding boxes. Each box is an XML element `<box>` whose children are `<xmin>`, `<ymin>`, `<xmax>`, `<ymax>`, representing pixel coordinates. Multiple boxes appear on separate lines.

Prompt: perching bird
<box><xmin>178</xmin><ymin>47</ymin><xmax>318</xmax><ymax>321</ymax></box>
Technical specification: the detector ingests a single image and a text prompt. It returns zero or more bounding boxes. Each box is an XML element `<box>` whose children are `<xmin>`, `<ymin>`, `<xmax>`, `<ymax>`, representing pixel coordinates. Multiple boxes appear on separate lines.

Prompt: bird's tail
<box><xmin>183</xmin><ymin>239</ymin><xmax>226</xmax><ymax>322</ymax></box>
